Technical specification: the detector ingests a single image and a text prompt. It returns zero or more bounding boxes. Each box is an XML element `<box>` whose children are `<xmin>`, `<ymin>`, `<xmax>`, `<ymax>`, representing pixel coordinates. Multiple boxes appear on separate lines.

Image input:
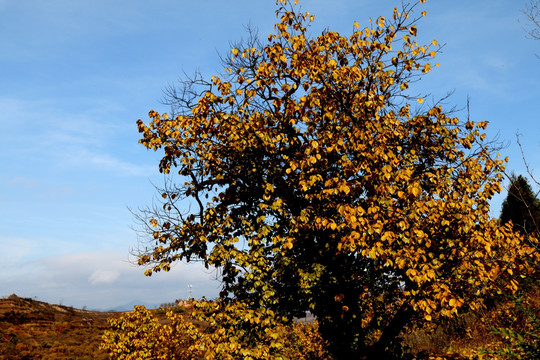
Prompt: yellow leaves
<box><xmin>409</xmin><ymin>185</ymin><xmax>421</xmax><ymax>197</ymax></box>
<box><xmin>283</xmin><ymin>237</ymin><xmax>294</xmax><ymax>250</ymax></box>
<box><xmin>148</xmin><ymin>109</ymin><xmax>159</xmax><ymax>118</ymax></box>
<box><xmin>409</xmin><ymin>26</ymin><xmax>418</xmax><ymax>37</ymax></box>
<box><xmin>406</xmin><ymin>268</ymin><xmax>417</xmax><ymax>278</ymax></box>
<box><xmin>103</xmin><ymin>300</ymin><xmax>332</xmax><ymax>360</ymax></box>
<box><xmin>382</xmin><ymin>164</ymin><xmax>393</xmax><ymax>180</ymax></box>
<box><xmin>289</xmin><ymin>161</ymin><xmax>298</xmax><ymax>172</ymax></box>
<box><xmin>477</xmin><ymin>120</ymin><xmax>489</xmax><ymax>129</ymax></box>
<box><xmin>380</xmin><ymin>231</ymin><xmax>396</xmax><ymax>243</ymax></box>
<box><xmin>399</xmin><ymin>104</ymin><xmax>411</xmax><ymax>117</ymax></box>
<box><xmin>307</xmin><ymin>156</ymin><xmax>318</xmax><ymax>165</ymax></box>
<box><xmin>397</xmin><ymin>219</ymin><xmax>408</xmax><ymax>230</ymax></box>
<box><xmin>327</xmin><ymin>59</ymin><xmax>337</xmax><ymax>68</ymax></box>
<box><xmin>270</xmin><ymin>198</ymin><xmax>283</xmax><ymax>211</ymax></box>
<box><xmin>339</xmin><ymin>183</ymin><xmax>351</xmax><ymax>195</ymax></box>
<box><xmin>364</xmin><ymin>27</ymin><xmax>371</xmax><ymax>38</ymax></box>
<box><xmin>265</xmin><ymin>183</ymin><xmax>275</xmax><ymax>193</ymax></box>
<box><xmin>508</xmin><ymin>279</ymin><xmax>519</xmax><ymax>293</ymax></box>
<box><xmin>353</xmin><ymin>21</ymin><xmax>360</xmax><ymax>29</ymax></box>
<box><xmin>417</xmin><ymin>97</ymin><xmax>424</xmax><ymax>104</ymax></box>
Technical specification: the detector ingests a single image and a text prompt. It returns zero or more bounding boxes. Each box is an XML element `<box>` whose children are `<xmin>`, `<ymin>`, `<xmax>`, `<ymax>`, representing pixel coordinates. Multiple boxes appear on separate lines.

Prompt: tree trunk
<box><xmin>365</xmin><ymin>303</ymin><xmax>415</xmax><ymax>359</ymax></box>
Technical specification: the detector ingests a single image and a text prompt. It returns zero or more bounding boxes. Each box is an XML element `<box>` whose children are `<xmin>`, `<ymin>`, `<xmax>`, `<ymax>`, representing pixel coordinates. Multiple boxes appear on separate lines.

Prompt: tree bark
<box><xmin>365</xmin><ymin>303</ymin><xmax>415</xmax><ymax>359</ymax></box>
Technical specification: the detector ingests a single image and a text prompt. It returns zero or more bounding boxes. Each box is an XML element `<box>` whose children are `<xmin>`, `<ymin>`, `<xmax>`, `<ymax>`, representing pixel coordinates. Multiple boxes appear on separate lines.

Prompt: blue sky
<box><xmin>1</xmin><ymin>0</ymin><xmax>538</xmax><ymax>310</ymax></box>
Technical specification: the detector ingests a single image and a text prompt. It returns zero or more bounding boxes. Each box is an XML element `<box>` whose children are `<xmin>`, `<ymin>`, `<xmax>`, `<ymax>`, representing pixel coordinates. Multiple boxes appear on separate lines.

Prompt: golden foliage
<box><xmin>132</xmin><ymin>0</ymin><xmax>538</xmax><ymax>358</ymax></box>
<box><xmin>101</xmin><ymin>305</ymin><xmax>199</xmax><ymax>359</ymax></box>
<box><xmin>101</xmin><ymin>303</ymin><xmax>331</xmax><ymax>360</ymax></box>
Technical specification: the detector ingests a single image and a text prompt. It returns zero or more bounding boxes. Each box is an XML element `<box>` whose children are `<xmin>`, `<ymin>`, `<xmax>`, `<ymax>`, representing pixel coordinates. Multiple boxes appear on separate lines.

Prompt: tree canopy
<box><xmin>133</xmin><ymin>1</ymin><xmax>537</xmax><ymax>358</ymax></box>
<box><xmin>501</xmin><ymin>174</ymin><xmax>540</xmax><ymax>236</ymax></box>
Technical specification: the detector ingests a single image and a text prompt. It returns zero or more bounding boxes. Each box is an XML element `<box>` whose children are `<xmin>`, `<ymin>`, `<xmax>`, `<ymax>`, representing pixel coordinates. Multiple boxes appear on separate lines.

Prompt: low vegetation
<box><xmin>1</xmin><ymin>288</ymin><xmax>538</xmax><ymax>359</ymax></box>
<box><xmin>0</xmin><ymin>294</ymin><xmax>112</xmax><ymax>360</ymax></box>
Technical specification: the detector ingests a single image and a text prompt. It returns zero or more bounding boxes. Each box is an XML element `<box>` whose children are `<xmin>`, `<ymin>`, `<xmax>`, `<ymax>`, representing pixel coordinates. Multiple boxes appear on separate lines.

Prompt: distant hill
<box><xmin>102</xmin><ymin>299</ymin><xmax>160</xmax><ymax>312</ymax></box>
<box><xmin>0</xmin><ymin>294</ymin><xmax>118</xmax><ymax>360</ymax></box>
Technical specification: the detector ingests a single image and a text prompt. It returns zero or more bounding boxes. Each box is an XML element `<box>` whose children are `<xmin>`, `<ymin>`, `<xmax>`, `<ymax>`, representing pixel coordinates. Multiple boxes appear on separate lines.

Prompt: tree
<box><xmin>134</xmin><ymin>0</ymin><xmax>537</xmax><ymax>358</ymax></box>
<box><xmin>501</xmin><ymin>174</ymin><xmax>540</xmax><ymax>236</ymax></box>
<box><xmin>521</xmin><ymin>0</ymin><xmax>540</xmax><ymax>40</ymax></box>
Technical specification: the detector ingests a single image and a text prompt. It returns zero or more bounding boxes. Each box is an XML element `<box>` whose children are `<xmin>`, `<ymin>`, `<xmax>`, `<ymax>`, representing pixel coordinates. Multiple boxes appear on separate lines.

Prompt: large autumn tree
<box><xmin>133</xmin><ymin>1</ymin><xmax>537</xmax><ymax>358</ymax></box>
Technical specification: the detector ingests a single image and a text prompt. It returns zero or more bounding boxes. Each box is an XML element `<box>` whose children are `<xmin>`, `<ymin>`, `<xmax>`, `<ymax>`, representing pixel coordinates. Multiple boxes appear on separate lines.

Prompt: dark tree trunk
<box><xmin>319</xmin><ymin>302</ymin><xmax>416</xmax><ymax>359</ymax></box>
<box><xmin>365</xmin><ymin>303</ymin><xmax>415</xmax><ymax>360</ymax></box>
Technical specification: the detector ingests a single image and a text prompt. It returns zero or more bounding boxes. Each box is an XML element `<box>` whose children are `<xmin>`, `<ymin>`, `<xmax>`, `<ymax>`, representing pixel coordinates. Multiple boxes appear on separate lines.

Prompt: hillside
<box><xmin>2</xmin><ymin>288</ymin><xmax>538</xmax><ymax>359</ymax></box>
<box><xmin>0</xmin><ymin>294</ymin><xmax>117</xmax><ymax>360</ymax></box>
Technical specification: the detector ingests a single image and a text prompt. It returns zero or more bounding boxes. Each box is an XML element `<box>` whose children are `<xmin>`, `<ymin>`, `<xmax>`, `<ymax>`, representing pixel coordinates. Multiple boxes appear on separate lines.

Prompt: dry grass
<box><xmin>402</xmin><ymin>284</ymin><xmax>539</xmax><ymax>359</ymax></box>
<box><xmin>0</xmin><ymin>294</ymin><xmax>116</xmax><ymax>360</ymax></box>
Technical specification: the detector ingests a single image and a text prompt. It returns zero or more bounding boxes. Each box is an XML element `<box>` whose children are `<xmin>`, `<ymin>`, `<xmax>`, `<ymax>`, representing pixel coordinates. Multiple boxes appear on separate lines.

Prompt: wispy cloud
<box><xmin>88</xmin><ymin>269</ymin><xmax>120</xmax><ymax>285</ymax></box>
<box><xmin>8</xmin><ymin>177</ymin><xmax>37</xmax><ymax>187</ymax></box>
<box><xmin>1</xmin><ymin>250</ymin><xmax>219</xmax><ymax>309</ymax></box>
<box><xmin>0</xmin><ymin>96</ymin><xmax>153</xmax><ymax>177</ymax></box>
<box><xmin>75</xmin><ymin>151</ymin><xmax>154</xmax><ymax>177</ymax></box>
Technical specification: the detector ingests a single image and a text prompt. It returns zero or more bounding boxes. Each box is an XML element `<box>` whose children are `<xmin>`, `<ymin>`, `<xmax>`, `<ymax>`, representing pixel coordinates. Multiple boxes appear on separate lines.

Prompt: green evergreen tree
<box><xmin>500</xmin><ymin>174</ymin><xmax>540</xmax><ymax>235</ymax></box>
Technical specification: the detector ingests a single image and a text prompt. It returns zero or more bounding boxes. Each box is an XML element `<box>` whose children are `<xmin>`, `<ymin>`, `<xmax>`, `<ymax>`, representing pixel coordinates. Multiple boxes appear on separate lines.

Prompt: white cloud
<box><xmin>0</xmin><ymin>250</ymin><xmax>219</xmax><ymax>309</ymax></box>
<box><xmin>88</xmin><ymin>269</ymin><xmax>120</xmax><ymax>285</ymax></box>
<box><xmin>83</xmin><ymin>151</ymin><xmax>154</xmax><ymax>177</ymax></box>
<box><xmin>0</xmin><ymin>236</ymin><xmax>38</xmax><ymax>268</ymax></box>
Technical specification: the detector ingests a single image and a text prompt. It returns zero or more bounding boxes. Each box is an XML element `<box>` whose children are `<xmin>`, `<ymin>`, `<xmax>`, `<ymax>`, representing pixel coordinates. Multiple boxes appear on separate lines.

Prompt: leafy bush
<box><xmin>101</xmin><ymin>301</ymin><xmax>332</xmax><ymax>360</ymax></box>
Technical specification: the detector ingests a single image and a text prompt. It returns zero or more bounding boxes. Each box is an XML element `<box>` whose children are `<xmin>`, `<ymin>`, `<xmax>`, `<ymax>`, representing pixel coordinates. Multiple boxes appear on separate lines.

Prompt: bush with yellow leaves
<box><xmin>101</xmin><ymin>301</ymin><xmax>331</xmax><ymax>360</ymax></box>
